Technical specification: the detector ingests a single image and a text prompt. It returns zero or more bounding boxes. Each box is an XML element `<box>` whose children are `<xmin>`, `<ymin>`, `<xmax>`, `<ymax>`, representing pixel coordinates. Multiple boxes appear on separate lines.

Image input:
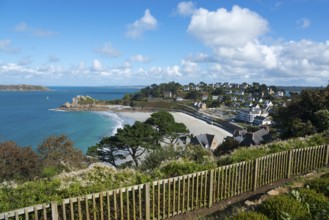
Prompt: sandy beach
<box><xmin>118</xmin><ymin>111</ymin><xmax>232</xmax><ymax>144</ymax></box>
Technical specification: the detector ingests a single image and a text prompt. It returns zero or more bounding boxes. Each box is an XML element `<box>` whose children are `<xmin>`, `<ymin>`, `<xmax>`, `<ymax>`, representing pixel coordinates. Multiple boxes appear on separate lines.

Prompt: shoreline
<box><xmin>118</xmin><ymin>111</ymin><xmax>232</xmax><ymax>144</ymax></box>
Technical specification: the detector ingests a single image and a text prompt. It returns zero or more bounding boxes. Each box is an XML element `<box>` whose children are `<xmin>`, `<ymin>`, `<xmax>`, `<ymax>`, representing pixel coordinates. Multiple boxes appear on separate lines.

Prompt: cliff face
<box><xmin>0</xmin><ymin>84</ymin><xmax>49</xmax><ymax>91</ymax></box>
<box><xmin>60</xmin><ymin>95</ymin><xmax>109</xmax><ymax>111</ymax></box>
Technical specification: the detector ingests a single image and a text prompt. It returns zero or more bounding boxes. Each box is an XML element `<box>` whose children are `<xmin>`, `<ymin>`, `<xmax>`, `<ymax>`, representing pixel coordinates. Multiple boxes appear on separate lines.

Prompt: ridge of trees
<box><xmin>274</xmin><ymin>85</ymin><xmax>329</xmax><ymax>139</ymax></box>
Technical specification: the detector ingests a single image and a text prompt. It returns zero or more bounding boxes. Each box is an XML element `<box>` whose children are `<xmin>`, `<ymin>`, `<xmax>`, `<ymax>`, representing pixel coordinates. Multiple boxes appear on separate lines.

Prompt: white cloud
<box><xmin>181</xmin><ymin>59</ymin><xmax>199</xmax><ymax>74</ymax></box>
<box><xmin>14</xmin><ymin>22</ymin><xmax>57</xmax><ymax>37</ymax></box>
<box><xmin>176</xmin><ymin>1</ymin><xmax>196</xmax><ymax>16</ymax></box>
<box><xmin>92</xmin><ymin>59</ymin><xmax>102</xmax><ymax>71</ymax></box>
<box><xmin>95</xmin><ymin>42</ymin><xmax>121</xmax><ymax>57</ymax></box>
<box><xmin>188</xmin><ymin>5</ymin><xmax>268</xmax><ymax>47</ymax></box>
<box><xmin>126</xmin><ymin>9</ymin><xmax>158</xmax><ymax>39</ymax></box>
<box><xmin>0</xmin><ymin>39</ymin><xmax>20</xmax><ymax>54</ymax></box>
<box><xmin>130</xmin><ymin>54</ymin><xmax>149</xmax><ymax>63</ymax></box>
<box><xmin>298</xmin><ymin>18</ymin><xmax>311</xmax><ymax>29</ymax></box>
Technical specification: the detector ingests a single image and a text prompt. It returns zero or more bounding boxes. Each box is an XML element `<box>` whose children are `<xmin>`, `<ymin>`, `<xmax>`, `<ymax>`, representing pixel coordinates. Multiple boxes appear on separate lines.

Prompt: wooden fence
<box><xmin>1</xmin><ymin>145</ymin><xmax>329</xmax><ymax>220</ymax></box>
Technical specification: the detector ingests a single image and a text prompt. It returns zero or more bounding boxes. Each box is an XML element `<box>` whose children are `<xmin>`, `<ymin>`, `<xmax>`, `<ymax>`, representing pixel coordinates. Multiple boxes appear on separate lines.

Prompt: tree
<box><xmin>115</xmin><ymin>122</ymin><xmax>159</xmax><ymax>167</ymax></box>
<box><xmin>37</xmin><ymin>135</ymin><xmax>87</xmax><ymax>171</ymax></box>
<box><xmin>185</xmin><ymin>91</ymin><xmax>202</xmax><ymax>100</ymax></box>
<box><xmin>274</xmin><ymin>86</ymin><xmax>329</xmax><ymax>138</ymax></box>
<box><xmin>0</xmin><ymin>141</ymin><xmax>40</xmax><ymax>181</ymax></box>
<box><xmin>314</xmin><ymin>109</ymin><xmax>329</xmax><ymax>132</ymax></box>
<box><xmin>87</xmin><ymin>136</ymin><xmax>125</xmax><ymax>168</ymax></box>
<box><xmin>145</xmin><ymin>111</ymin><xmax>189</xmax><ymax>144</ymax></box>
<box><xmin>89</xmin><ymin>122</ymin><xmax>160</xmax><ymax>167</ymax></box>
<box><xmin>213</xmin><ymin>137</ymin><xmax>240</xmax><ymax>157</ymax></box>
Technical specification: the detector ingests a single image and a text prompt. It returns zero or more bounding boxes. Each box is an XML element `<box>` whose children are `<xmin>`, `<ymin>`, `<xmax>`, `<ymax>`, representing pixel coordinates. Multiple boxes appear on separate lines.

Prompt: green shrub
<box><xmin>232</xmin><ymin>211</ymin><xmax>269</xmax><ymax>220</ymax></box>
<box><xmin>156</xmin><ymin>159</ymin><xmax>215</xmax><ymax>178</ymax></box>
<box><xmin>259</xmin><ymin>194</ymin><xmax>311</xmax><ymax>220</ymax></box>
<box><xmin>305</xmin><ymin>177</ymin><xmax>329</xmax><ymax>197</ymax></box>
<box><xmin>297</xmin><ymin>188</ymin><xmax>329</xmax><ymax>219</ymax></box>
<box><xmin>41</xmin><ymin>166</ymin><xmax>60</xmax><ymax>178</ymax></box>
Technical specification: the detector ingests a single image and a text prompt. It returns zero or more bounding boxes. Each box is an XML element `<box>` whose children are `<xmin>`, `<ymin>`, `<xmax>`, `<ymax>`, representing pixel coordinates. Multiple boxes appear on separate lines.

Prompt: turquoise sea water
<box><xmin>0</xmin><ymin>86</ymin><xmax>139</xmax><ymax>153</ymax></box>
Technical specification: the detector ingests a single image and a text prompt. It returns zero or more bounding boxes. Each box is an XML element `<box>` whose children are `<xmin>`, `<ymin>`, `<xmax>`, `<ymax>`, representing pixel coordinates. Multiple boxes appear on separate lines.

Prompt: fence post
<box><xmin>325</xmin><ymin>145</ymin><xmax>329</xmax><ymax>166</ymax></box>
<box><xmin>287</xmin><ymin>150</ymin><xmax>293</xmax><ymax>178</ymax></box>
<box><xmin>253</xmin><ymin>159</ymin><xmax>259</xmax><ymax>191</ymax></box>
<box><xmin>208</xmin><ymin>170</ymin><xmax>214</xmax><ymax>208</ymax></box>
<box><xmin>51</xmin><ymin>202</ymin><xmax>58</xmax><ymax>220</ymax></box>
<box><xmin>145</xmin><ymin>183</ymin><xmax>150</xmax><ymax>220</ymax></box>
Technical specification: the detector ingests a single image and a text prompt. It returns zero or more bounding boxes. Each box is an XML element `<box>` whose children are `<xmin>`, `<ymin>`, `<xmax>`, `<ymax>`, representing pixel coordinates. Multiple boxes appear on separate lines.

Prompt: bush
<box><xmin>37</xmin><ymin>135</ymin><xmax>87</xmax><ymax>171</ymax></box>
<box><xmin>156</xmin><ymin>159</ymin><xmax>215</xmax><ymax>178</ymax></box>
<box><xmin>305</xmin><ymin>177</ymin><xmax>329</xmax><ymax>197</ymax></box>
<box><xmin>297</xmin><ymin>188</ymin><xmax>329</xmax><ymax>219</ymax></box>
<box><xmin>139</xmin><ymin>146</ymin><xmax>179</xmax><ymax>171</ymax></box>
<box><xmin>41</xmin><ymin>166</ymin><xmax>61</xmax><ymax>178</ymax></box>
<box><xmin>259</xmin><ymin>194</ymin><xmax>311</xmax><ymax>220</ymax></box>
<box><xmin>232</xmin><ymin>211</ymin><xmax>269</xmax><ymax>220</ymax></box>
<box><xmin>0</xmin><ymin>141</ymin><xmax>41</xmax><ymax>181</ymax></box>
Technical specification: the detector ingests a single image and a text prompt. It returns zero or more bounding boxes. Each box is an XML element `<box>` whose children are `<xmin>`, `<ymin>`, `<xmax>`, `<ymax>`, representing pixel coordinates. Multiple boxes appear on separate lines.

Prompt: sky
<box><xmin>0</xmin><ymin>0</ymin><xmax>329</xmax><ymax>86</ymax></box>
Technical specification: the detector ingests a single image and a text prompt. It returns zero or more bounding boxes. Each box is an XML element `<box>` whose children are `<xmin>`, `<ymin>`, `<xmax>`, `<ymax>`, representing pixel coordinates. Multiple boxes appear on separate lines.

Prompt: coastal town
<box><xmin>58</xmin><ymin>81</ymin><xmax>294</xmax><ymax>151</ymax></box>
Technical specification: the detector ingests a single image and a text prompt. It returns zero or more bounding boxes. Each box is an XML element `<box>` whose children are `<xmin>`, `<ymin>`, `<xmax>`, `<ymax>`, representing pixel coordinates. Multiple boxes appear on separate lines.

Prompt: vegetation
<box><xmin>87</xmin><ymin>111</ymin><xmax>189</xmax><ymax>167</ymax></box>
<box><xmin>38</xmin><ymin>135</ymin><xmax>87</xmax><ymax>172</ymax></box>
<box><xmin>232</xmin><ymin>211</ymin><xmax>269</xmax><ymax>220</ymax></box>
<box><xmin>0</xmin><ymin>141</ymin><xmax>40</xmax><ymax>181</ymax></box>
<box><xmin>259</xmin><ymin>194</ymin><xmax>311</xmax><ymax>219</ymax></box>
<box><xmin>274</xmin><ymin>85</ymin><xmax>329</xmax><ymax>139</ymax></box>
<box><xmin>0</xmin><ymin>84</ymin><xmax>49</xmax><ymax>91</ymax></box>
<box><xmin>131</xmin><ymin>82</ymin><xmax>182</xmax><ymax>100</ymax></box>
<box><xmin>217</xmin><ymin>131</ymin><xmax>329</xmax><ymax>165</ymax></box>
<box><xmin>0</xmin><ymin>135</ymin><xmax>87</xmax><ymax>182</ymax></box>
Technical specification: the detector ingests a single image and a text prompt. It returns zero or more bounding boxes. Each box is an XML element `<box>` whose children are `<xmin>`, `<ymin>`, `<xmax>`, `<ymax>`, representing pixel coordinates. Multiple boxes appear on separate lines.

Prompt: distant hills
<box><xmin>0</xmin><ymin>84</ymin><xmax>49</xmax><ymax>91</ymax></box>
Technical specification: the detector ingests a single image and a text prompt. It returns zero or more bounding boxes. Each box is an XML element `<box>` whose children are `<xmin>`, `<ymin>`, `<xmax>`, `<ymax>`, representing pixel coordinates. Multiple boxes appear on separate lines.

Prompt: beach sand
<box><xmin>118</xmin><ymin>111</ymin><xmax>232</xmax><ymax>144</ymax></box>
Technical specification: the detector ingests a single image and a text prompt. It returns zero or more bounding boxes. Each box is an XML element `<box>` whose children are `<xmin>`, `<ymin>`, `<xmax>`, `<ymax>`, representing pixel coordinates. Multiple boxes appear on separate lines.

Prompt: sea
<box><xmin>0</xmin><ymin>86</ymin><xmax>140</xmax><ymax>153</ymax></box>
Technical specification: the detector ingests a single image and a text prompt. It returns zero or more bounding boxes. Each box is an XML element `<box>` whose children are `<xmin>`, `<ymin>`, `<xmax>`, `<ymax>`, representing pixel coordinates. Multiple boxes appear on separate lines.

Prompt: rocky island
<box><xmin>0</xmin><ymin>84</ymin><xmax>49</xmax><ymax>91</ymax></box>
<box><xmin>59</xmin><ymin>95</ymin><xmax>114</xmax><ymax>111</ymax></box>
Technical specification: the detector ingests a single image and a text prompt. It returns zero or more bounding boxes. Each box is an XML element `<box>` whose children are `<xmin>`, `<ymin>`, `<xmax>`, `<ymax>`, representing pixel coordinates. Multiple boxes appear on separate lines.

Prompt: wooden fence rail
<box><xmin>1</xmin><ymin>145</ymin><xmax>329</xmax><ymax>220</ymax></box>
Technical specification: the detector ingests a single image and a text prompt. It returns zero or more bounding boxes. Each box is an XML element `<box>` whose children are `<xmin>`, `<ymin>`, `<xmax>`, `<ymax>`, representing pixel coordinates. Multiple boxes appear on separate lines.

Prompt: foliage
<box><xmin>185</xmin><ymin>91</ymin><xmax>202</xmax><ymax>100</ymax></box>
<box><xmin>232</xmin><ymin>211</ymin><xmax>269</xmax><ymax>220</ymax></box>
<box><xmin>182</xmin><ymin>145</ymin><xmax>215</xmax><ymax>165</ymax></box>
<box><xmin>259</xmin><ymin>194</ymin><xmax>311</xmax><ymax>220</ymax></box>
<box><xmin>156</xmin><ymin>158</ymin><xmax>215</xmax><ymax>178</ymax></box>
<box><xmin>296</xmin><ymin>188</ymin><xmax>329</xmax><ymax>219</ymax></box>
<box><xmin>214</xmin><ymin>136</ymin><xmax>240</xmax><ymax>157</ymax></box>
<box><xmin>314</xmin><ymin>109</ymin><xmax>329</xmax><ymax>132</ymax></box>
<box><xmin>145</xmin><ymin>111</ymin><xmax>189</xmax><ymax>144</ymax></box>
<box><xmin>139</xmin><ymin>145</ymin><xmax>179</xmax><ymax>171</ymax></box>
<box><xmin>131</xmin><ymin>82</ymin><xmax>182</xmax><ymax>100</ymax></box>
<box><xmin>274</xmin><ymin>86</ymin><xmax>329</xmax><ymax>139</ymax></box>
<box><xmin>217</xmin><ymin>132</ymin><xmax>329</xmax><ymax>165</ymax></box>
<box><xmin>0</xmin><ymin>141</ymin><xmax>40</xmax><ymax>181</ymax></box>
<box><xmin>305</xmin><ymin>176</ymin><xmax>329</xmax><ymax>197</ymax></box>
<box><xmin>37</xmin><ymin>135</ymin><xmax>87</xmax><ymax>172</ymax></box>
<box><xmin>0</xmin><ymin>164</ymin><xmax>151</xmax><ymax>212</ymax></box>
<box><xmin>0</xmin><ymin>179</ymin><xmax>62</xmax><ymax>212</ymax></box>
<box><xmin>88</xmin><ymin>122</ymin><xmax>159</xmax><ymax>167</ymax></box>
<box><xmin>87</xmin><ymin>136</ymin><xmax>126</xmax><ymax>168</ymax></box>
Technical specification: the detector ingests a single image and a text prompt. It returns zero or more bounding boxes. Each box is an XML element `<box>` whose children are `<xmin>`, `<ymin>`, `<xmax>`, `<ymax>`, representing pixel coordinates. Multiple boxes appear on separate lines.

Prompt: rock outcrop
<box><xmin>59</xmin><ymin>95</ymin><xmax>109</xmax><ymax>111</ymax></box>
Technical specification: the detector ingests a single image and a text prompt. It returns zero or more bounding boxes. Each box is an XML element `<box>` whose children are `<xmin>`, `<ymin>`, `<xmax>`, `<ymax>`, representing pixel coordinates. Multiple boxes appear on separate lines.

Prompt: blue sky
<box><xmin>1</xmin><ymin>0</ymin><xmax>329</xmax><ymax>86</ymax></box>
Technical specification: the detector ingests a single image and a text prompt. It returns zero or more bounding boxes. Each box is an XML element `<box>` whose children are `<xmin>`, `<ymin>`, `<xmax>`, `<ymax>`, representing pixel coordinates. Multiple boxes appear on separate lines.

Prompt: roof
<box><xmin>233</xmin><ymin>129</ymin><xmax>247</xmax><ymax>137</ymax></box>
<box><xmin>191</xmin><ymin>134</ymin><xmax>216</xmax><ymax>148</ymax></box>
<box><xmin>239</xmin><ymin>128</ymin><xmax>272</xmax><ymax>146</ymax></box>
